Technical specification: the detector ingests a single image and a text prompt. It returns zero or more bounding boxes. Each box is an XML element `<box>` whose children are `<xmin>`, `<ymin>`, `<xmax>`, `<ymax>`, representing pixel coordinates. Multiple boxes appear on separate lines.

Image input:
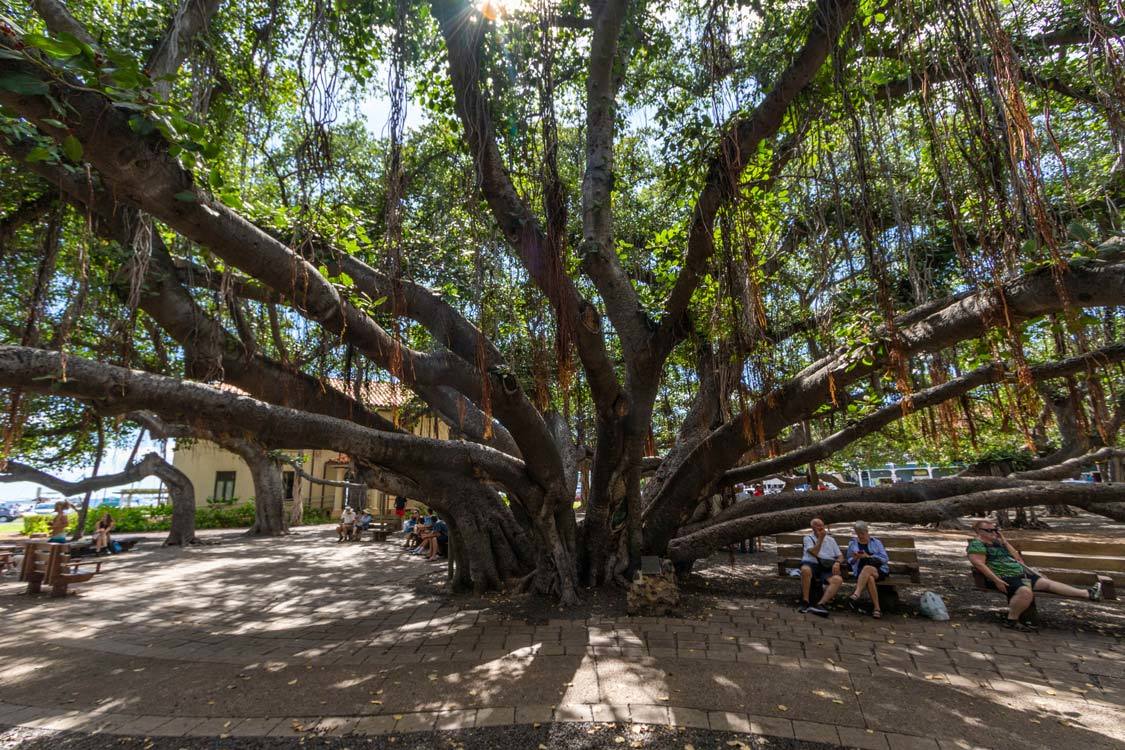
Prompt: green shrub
<box><xmin>300</xmin><ymin>507</ymin><xmax>331</xmax><ymax>525</ymax></box>
<box><xmin>83</xmin><ymin>506</ymin><xmax>168</xmax><ymax>533</ymax></box>
<box><xmin>195</xmin><ymin>502</ymin><xmax>256</xmax><ymax>529</ymax></box>
<box><xmin>21</xmin><ymin>515</ymin><xmax>49</xmax><ymax>535</ymax></box>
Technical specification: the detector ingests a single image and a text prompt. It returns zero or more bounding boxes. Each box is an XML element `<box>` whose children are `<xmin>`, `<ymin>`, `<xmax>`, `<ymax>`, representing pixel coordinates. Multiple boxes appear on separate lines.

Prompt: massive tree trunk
<box><xmin>218</xmin><ymin>438</ymin><xmax>287</xmax><ymax>536</ymax></box>
<box><xmin>157</xmin><ymin>459</ymin><xmax>199</xmax><ymax>546</ymax></box>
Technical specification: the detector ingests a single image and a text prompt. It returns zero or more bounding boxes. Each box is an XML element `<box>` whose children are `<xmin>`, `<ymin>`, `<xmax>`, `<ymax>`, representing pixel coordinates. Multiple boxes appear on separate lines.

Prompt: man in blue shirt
<box><xmin>845</xmin><ymin>521</ymin><xmax>890</xmax><ymax>618</ymax></box>
<box><xmin>401</xmin><ymin>509</ymin><xmax>421</xmax><ymax>549</ymax></box>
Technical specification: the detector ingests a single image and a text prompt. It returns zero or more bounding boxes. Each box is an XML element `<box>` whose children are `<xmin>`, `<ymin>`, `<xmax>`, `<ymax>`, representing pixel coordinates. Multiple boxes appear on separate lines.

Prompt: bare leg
<box><xmin>1008</xmin><ymin>586</ymin><xmax>1035</xmax><ymax>620</ymax></box>
<box><xmin>1033</xmin><ymin>577</ymin><xmax>1092</xmax><ymax>599</ymax></box>
<box><xmin>851</xmin><ymin>567</ymin><xmax>874</xmax><ymax>600</ymax></box>
<box><xmin>818</xmin><ymin>575</ymin><xmax>844</xmax><ymax>605</ymax></box>
<box><xmin>865</xmin><ymin>571</ymin><xmax>880</xmax><ymax>611</ymax></box>
<box><xmin>800</xmin><ymin>566</ymin><xmax>812</xmax><ymax>602</ymax></box>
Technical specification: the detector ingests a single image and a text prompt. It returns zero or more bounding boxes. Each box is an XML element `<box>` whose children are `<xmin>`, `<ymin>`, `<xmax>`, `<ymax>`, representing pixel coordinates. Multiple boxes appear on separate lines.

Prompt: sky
<box><xmin>0</xmin><ymin>437</ymin><xmax>171</xmax><ymax>504</ymax></box>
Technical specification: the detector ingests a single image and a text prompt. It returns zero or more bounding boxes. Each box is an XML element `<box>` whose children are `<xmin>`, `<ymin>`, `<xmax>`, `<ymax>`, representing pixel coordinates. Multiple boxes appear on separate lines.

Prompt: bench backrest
<box><xmin>775</xmin><ymin>533</ymin><xmax>919</xmax><ymax>562</ymax></box>
<box><xmin>18</xmin><ymin>541</ymin><xmax>68</xmax><ymax>584</ymax></box>
<box><xmin>774</xmin><ymin>533</ymin><xmax>920</xmax><ymax>582</ymax></box>
<box><xmin>1010</xmin><ymin>539</ymin><xmax>1125</xmax><ymax>575</ymax></box>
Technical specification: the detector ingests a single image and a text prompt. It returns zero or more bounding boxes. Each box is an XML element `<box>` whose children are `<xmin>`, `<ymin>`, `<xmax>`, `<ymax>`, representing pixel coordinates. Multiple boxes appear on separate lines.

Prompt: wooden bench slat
<box><xmin>1020</xmin><ymin>552</ymin><xmax>1125</xmax><ymax>573</ymax></box>
<box><xmin>775</xmin><ymin>534</ymin><xmax>918</xmax><ymax>548</ymax></box>
<box><xmin>1008</xmin><ymin>540</ymin><xmax>1125</xmax><ymax>556</ymax></box>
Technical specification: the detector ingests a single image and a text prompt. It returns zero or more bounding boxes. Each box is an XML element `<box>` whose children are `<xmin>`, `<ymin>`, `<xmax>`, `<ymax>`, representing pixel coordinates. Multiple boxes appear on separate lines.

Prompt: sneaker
<box><xmin>1088</xmin><ymin>582</ymin><xmax>1102</xmax><ymax>602</ymax></box>
<box><xmin>797</xmin><ymin>600</ymin><xmax>810</xmax><ymax>614</ymax></box>
<box><xmin>807</xmin><ymin>605</ymin><xmax>830</xmax><ymax>618</ymax></box>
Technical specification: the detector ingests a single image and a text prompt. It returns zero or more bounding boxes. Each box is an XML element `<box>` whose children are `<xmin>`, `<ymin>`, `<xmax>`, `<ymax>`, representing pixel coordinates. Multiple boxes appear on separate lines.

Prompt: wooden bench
<box><xmin>365</xmin><ymin>522</ymin><xmax>396</xmax><ymax>542</ymax></box>
<box><xmin>775</xmin><ymin>534</ymin><xmax>921</xmax><ymax>609</ymax></box>
<box><xmin>18</xmin><ymin>542</ymin><xmax>103</xmax><ymax>597</ymax></box>
<box><xmin>971</xmin><ymin>538</ymin><xmax>1120</xmax><ymax>601</ymax></box>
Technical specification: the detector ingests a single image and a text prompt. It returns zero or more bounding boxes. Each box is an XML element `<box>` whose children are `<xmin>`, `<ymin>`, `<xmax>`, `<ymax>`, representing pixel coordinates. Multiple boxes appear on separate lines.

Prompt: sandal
<box><xmin>872</xmin><ymin>610</ymin><xmax>882</xmax><ymax>619</ymax></box>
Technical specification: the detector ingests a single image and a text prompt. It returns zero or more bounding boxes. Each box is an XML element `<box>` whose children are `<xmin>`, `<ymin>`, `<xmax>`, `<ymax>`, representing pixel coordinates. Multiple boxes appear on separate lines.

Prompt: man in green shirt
<box><xmin>967</xmin><ymin>519</ymin><xmax>1102</xmax><ymax>631</ymax></box>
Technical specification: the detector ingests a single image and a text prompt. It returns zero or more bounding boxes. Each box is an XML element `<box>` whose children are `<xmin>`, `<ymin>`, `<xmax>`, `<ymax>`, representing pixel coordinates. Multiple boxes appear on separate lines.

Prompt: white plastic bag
<box><xmin>918</xmin><ymin>591</ymin><xmax>949</xmax><ymax>621</ymax></box>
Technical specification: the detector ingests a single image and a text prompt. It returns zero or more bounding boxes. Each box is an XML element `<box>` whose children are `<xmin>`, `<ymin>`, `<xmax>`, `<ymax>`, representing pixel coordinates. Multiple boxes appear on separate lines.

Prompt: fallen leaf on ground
<box><xmin>776</xmin><ymin>704</ymin><xmax>788</xmax><ymax>712</ymax></box>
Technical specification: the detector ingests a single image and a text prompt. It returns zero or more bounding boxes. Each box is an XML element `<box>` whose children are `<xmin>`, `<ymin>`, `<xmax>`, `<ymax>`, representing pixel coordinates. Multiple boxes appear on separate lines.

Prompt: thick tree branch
<box><xmin>0</xmin><ymin>44</ymin><xmax>563</xmax><ymax>487</ymax></box>
<box><xmin>653</xmin><ymin>0</ymin><xmax>858</xmax><ymax>359</ymax></box>
<box><xmin>644</xmin><ymin>257</ymin><xmax>1125</xmax><ymax>553</ymax></box>
<box><xmin>580</xmin><ymin>0</ymin><xmax>650</xmax><ymax>357</ymax></box>
<box><xmin>1</xmin><ymin>451</ymin><xmax>169</xmax><ymax>496</ymax></box>
<box><xmin>429</xmin><ymin>0</ymin><xmax>622</xmax><ymax>414</ymax></box>
<box><xmin>1012</xmin><ymin>447</ymin><xmax>1125</xmax><ymax>481</ymax></box>
<box><xmin>0</xmin><ymin>345</ymin><xmax>540</xmax><ymax>499</ymax></box>
<box><xmin>668</xmin><ymin>482</ymin><xmax>1125</xmax><ymax>561</ymax></box>
<box><xmin>146</xmin><ymin>0</ymin><xmax>223</xmax><ymax>88</ymax></box>
<box><xmin>721</xmin><ymin>343</ymin><xmax>1125</xmax><ymax>489</ymax></box>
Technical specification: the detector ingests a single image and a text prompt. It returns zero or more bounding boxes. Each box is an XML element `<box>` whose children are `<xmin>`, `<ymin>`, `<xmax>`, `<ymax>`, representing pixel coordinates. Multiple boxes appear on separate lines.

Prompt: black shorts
<box><xmin>801</xmin><ymin>561</ymin><xmax>838</xmax><ymax>584</ymax></box>
<box><xmin>988</xmin><ymin>573</ymin><xmax>1040</xmax><ymax>600</ymax></box>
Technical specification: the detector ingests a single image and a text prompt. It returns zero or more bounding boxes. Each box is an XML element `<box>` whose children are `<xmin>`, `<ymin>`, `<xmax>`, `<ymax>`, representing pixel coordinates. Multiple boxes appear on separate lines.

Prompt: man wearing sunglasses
<box><xmin>968</xmin><ymin>519</ymin><xmax>1102</xmax><ymax>631</ymax></box>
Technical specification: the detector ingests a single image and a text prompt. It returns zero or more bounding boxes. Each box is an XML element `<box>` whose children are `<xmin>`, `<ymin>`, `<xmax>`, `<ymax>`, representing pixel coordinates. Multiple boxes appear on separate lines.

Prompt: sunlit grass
<box><xmin>0</xmin><ymin>520</ymin><xmax>23</xmax><ymax>535</ymax></box>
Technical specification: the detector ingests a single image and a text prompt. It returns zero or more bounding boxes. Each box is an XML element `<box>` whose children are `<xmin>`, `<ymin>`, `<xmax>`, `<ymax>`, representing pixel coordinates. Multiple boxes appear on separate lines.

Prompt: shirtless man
<box><xmin>49</xmin><ymin>500</ymin><xmax>77</xmax><ymax>543</ymax></box>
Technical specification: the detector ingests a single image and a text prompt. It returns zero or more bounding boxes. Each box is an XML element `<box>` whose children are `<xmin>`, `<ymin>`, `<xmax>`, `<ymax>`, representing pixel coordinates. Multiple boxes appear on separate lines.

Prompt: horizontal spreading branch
<box><xmin>0</xmin><ymin>451</ymin><xmax>170</xmax><ymax>497</ymax></box>
<box><xmin>0</xmin><ymin>345</ymin><xmax>539</xmax><ymax>500</ymax></box>
<box><xmin>668</xmin><ymin>481</ymin><xmax>1125</xmax><ymax>561</ymax></box>
<box><xmin>1013</xmin><ymin>447</ymin><xmax>1125</xmax><ymax>481</ymax></box>
<box><xmin>721</xmin><ymin>342</ymin><xmax>1125</xmax><ymax>488</ymax></box>
<box><xmin>644</xmin><ymin>256</ymin><xmax>1125</xmax><ymax>553</ymax></box>
<box><xmin>0</xmin><ymin>35</ymin><xmax>563</xmax><ymax>486</ymax></box>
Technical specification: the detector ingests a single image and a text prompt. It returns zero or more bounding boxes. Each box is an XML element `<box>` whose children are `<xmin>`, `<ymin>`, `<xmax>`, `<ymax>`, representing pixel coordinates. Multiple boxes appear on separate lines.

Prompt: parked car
<box><xmin>0</xmin><ymin>503</ymin><xmax>23</xmax><ymax>522</ymax></box>
<box><xmin>28</xmin><ymin>502</ymin><xmax>60</xmax><ymax>516</ymax></box>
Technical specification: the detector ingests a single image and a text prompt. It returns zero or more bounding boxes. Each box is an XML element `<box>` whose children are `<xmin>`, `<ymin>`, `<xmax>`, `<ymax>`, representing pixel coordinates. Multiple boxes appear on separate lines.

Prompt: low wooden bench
<box><xmin>775</xmin><ymin>534</ymin><xmax>921</xmax><ymax>609</ymax></box>
<box><xmin>366</xmin><ymin>522</ymin><xmax>396</xmax><ymax>542</ymax></box>
<box><xmin>971</xmin><ymin>538</ymin><xmax>1120</xmax><ymax>601</ymax></box>
<box><xmin>18</xmin><ymin>542</ymin><xmax>102</xmax><ymax>597</ymax></box>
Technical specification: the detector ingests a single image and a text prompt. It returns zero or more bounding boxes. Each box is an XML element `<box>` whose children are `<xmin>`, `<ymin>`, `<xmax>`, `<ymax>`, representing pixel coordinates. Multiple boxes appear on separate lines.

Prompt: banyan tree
<box><xmin>0</xmin><ymin>0</ymin><xmax>1123</xmax><ymax>603</ymax></box>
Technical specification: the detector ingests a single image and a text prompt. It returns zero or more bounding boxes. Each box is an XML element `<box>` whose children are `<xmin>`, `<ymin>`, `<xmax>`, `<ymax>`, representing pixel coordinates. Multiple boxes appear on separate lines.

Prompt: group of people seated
<box><xmin>49</xmin><ymin>501</ymin><xmax>118</xmax><ymax>555</ymax></box>
<box><xmin>335</xmin><ymin>505</ymin><xmax>374</xmax><ymax>542</ymax></box>
<box><xmin>797</xmin><ymin>519</ymin><xmax>890</xmax><ymax>618</ymax></box>
<box><xmin>797</xmin><ymin>517</ymin><xmax>1102</xmax><ymax>628</ymax></box>
<box><xmin>400</xmin><ymin>509</ymin><xmax>449</xmax><ymax>561</ymax></box>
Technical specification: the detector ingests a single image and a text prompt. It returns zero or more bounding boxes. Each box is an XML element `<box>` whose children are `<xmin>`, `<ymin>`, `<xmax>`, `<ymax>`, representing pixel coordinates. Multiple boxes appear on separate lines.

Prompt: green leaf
<box><xmin>109</xmin><ymin>68</ymin><xmax>143</xmax><ymax>89</ymax></box>
<box><xmin>0</xmin><ymin>73</ymin><xmax>49</xmax><ymax>96</ymax></box>
<box><xmin>371</xmin><ymin>296</ymin><xmax>387</xmax><ymax>307</ymax></box>
<box><xmin>40</xmin><ymin>118</ymin><xmax>66</xmax><ymax>128</ymax></box>
<box><xmin>173</xmin><ymin>191</ymin><xmax>198</xmax><ymax>202</ymax></box>
<box><xmin>1067</xmin><ymin>221</ymin><xmax>1093</xmax><ymax>242</ymax></box>
<box><xmin>25</xmin><ymin>33</ymin><xmax>81</xmax><ymax>59</ymax></box>
<box><xmin>61</xmin><ymin>135</ymin><xmax>83</xmax><ymax>162</ymax></box>
<box><xmin>25</xmin><ymin>145</ymin><xmax>54</xmax><ymax>163</ymax></box>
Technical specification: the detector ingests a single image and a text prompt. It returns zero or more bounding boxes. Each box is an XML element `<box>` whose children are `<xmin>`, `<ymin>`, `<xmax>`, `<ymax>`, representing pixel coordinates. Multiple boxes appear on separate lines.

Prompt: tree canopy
<box><xmin>0</xmin><ymin>0</ymin><xmax>1122</xmax><ymax>601</ymax></box>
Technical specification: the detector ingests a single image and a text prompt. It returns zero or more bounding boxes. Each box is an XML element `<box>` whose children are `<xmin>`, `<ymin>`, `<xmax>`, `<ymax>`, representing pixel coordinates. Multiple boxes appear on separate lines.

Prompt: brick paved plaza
<box><xmin>0</xmin><ymin>528</ymin><xmax>1121</xmax><ymax>749</ymax></box>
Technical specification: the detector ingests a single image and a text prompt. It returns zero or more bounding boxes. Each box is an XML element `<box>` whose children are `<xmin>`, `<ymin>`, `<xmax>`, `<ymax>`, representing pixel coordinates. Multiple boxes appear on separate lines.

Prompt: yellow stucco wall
<box><xmin>171</xmin><ymin>414</ymin><xmax>449</xmax><ymax>514</ymax></box>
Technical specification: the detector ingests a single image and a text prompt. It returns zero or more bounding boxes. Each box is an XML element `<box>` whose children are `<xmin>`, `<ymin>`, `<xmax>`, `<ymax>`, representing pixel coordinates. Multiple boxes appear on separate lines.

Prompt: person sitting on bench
<box><xmin>402</xmin><ymin>509</ymin><xmax>422</xmax><ymax>549</ymax></box>
<box><xmin>844</xmin><ymin>521</ymin><xmax>889</xmax><ymax>618</ymax></box>
<box><xmin>425</xmin><ymin>516</ymin><xmax>449</xmax><ymax>561</ymax></box>
<box><xmin>967</xmin><ymin>519</ymin><xmax>1102</xmax><ymax>632</ymax></box>
<box><xmin>337</xmin><ymin>505</ymin><xmax>357</xmax><ymax>542</ymax></box>
<box><xmin>357</xmin><ymin>509</ymin><xmax>373</xmax><ymax>533</ymax></box>
<box><xmin>411</xmin><ymin>516</ymin><xmax>436</xmax><ymax>555</ymax></box>
<box><xmin>94</xmin><ymin>512</ymin><xmax>116</xmax><ymax>555</ymax></box>
<box><xmin>799</xmin><ymin>517</ymin><xmax>844</xmax><ymax>617</ymax></box>
<box><xmin>49</xmin><ymin>500</ymin><xmax>77</xmax><ymax>543</ymax></box>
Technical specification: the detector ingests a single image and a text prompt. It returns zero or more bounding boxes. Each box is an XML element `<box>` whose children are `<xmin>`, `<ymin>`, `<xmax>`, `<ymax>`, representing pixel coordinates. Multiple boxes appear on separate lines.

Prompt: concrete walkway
<box><xmin>0</xmin><ymin>528</ymin><xmax>1121</xmax><ymax>750</ymax></box>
